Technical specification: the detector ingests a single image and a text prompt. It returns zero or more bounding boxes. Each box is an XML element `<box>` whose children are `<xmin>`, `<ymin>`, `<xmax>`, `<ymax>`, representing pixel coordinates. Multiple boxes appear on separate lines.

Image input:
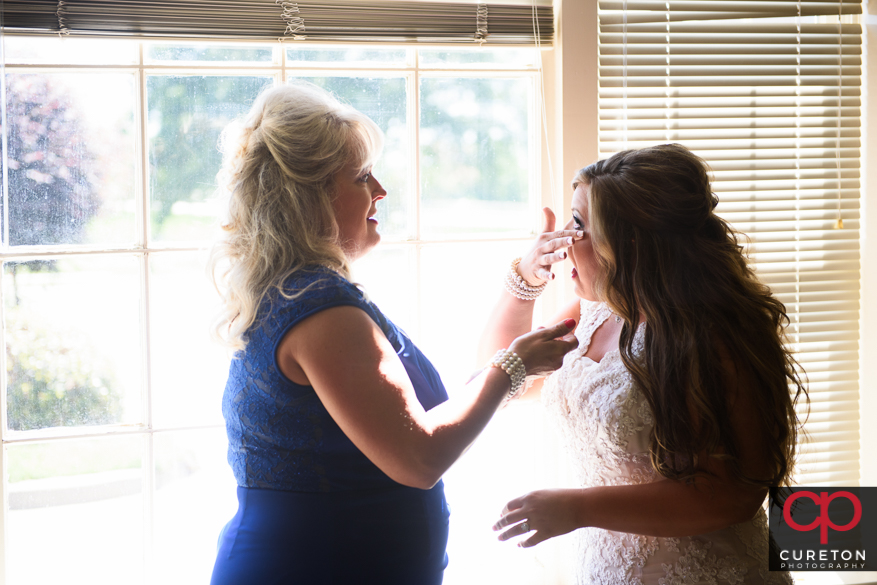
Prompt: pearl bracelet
<box><xmin>504</xmin><ymin>257</ymin><xmax>547</xmax><ymax>301</ymax></box>
<box><xmin>489</xmin><ymin>348</ymin><xmax>527</xmax><ymax>400</ymax></box>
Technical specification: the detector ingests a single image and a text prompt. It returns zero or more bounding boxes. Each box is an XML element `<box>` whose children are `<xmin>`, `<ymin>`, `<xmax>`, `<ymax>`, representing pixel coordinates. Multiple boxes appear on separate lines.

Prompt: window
<box><xmin>597</xmin><ymin>0</ymin><xmax>863</xmax><ymax>488</ymax></box>
<box><xmin>0</xmin><ymin>36</ymin><xmax>555</xmax><ymax>584</ymax></box>
<box><xmin>596</xmin><ymin>1</ymin><xmax>866</xmax><ymax>582</ymax></box>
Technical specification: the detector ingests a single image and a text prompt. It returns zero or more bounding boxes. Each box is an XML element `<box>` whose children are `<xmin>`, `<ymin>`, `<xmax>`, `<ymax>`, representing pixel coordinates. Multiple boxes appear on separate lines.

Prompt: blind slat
<box><xmin>2</xmin><ymin>1</ymin><xmax>554</xmax><ymax>45</ymax></box>
<box><xmin>599</xmin><ymin>0</ymin><xmax>862</xmax><ymax>23</ymax></box>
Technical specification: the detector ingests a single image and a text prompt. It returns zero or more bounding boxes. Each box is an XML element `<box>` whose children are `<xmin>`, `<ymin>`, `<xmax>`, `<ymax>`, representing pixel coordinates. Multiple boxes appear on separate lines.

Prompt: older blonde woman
<box><xmin>208</xmin><ymin>82</ymin><xmax>580</xmax><ymax>585</ymax></box>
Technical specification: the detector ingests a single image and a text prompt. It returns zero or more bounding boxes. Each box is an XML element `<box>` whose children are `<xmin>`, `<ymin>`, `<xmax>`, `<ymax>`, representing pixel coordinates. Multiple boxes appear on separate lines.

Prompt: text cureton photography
<box><xmin>769</xmin><ymin>487</ymin><xmax>876</xmax><ymax>572</ymax></box>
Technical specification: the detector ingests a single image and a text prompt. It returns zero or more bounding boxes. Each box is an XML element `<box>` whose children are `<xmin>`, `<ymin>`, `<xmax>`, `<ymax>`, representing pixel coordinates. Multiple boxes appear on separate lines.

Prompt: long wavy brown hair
<box><xmin>574</xmin><ymin>144</ymin><xmax>807</xmax><ymax>489</ymax></box>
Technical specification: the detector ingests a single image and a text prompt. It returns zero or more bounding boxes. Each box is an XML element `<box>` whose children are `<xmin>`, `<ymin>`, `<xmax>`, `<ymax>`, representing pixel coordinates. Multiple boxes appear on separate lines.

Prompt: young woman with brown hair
<box><xmin>486</xmin><ymin>143</ymin><xmax>806</xmax><ymax>585</ymax></box>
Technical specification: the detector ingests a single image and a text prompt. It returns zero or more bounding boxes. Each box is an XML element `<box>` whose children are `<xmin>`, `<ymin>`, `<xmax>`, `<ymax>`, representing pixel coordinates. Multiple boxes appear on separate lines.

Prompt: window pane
<box><xmin>154</xmin><ymin>428</ymin><xmax>237</xmax><ymax>583</ymax></box>
<box><xmin>147</xmin><ymin>75</ymin><xmax>274</xmax><ymax>243</ymax></box>
<box><xmin>419</xmin><ymin>241</ymin><xmax>553</xmax><ymax>584</ymax></box>
<box><xmin>149</xmin><ymin>251</ymin><xmax>230</xmax><ymax>428</ymax></box>
<box><xmin>3</xmin><ymin>73</ymin><xmax>138</xmax><ymax>246</ymax></box>
<box><xmin>7</xmin><ymin>435</ymin><xmax>144</xmax><ymax>585</ymax></box>
<box><xmin>293</xmin><ymin>76</ymin><xmax>411</xmax><ymax>240</ymax></box>
<box><xmin>145</xmin><ymin>43</ymin><xmax>276</xmax><ymax>64</ymax></box>
<box><xmin>419</xmin><ymin>48</ymin><xmax>538</xmax><ymax>69</ymax></box>
<box><xmin>443</xmin><ymin>405</ymin><xmax>558</xmax><ymax>585</ymax></box>
<box><xmin>3</xmin><ymin>255</ymin><xmax>142</xmax><ymax>431</ymax></box>
<box><xmin>3</xmin><ymin>37</ymin><xmax>139</xmax><ymax>65</ymax></box>
<box><xmin>420</xmin><ymin>77</ymin><xmax>534</xmax><ymax>239</ymax></box>
<box><xmin>353</xmin><ymin>245</ymin><xmax>417</xmax><ymax>334</ymax></box>
<box><xmin>418</xmin><ymin>241</ymin><xmax>529</xmax><ymax>388</ymax></box>
<box><xmin>286</xmin><ymin>47</ymin><xmax>411</xmax><ymax>67</ymax></box>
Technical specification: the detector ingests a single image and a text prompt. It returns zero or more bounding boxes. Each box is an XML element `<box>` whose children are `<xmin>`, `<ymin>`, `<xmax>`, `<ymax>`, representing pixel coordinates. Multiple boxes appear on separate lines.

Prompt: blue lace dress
<box><xmin>210</xmin><ymin>266</ymin><xmax>451</xmax><ymax>585</ymax></box>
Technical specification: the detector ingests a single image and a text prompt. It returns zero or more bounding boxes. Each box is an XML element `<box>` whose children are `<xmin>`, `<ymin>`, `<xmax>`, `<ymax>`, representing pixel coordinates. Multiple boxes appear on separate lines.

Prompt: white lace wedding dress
<box><xmin>541</xmin><ymin>300</ymin><xmax>792</xmax><ymax>585</ymax></box>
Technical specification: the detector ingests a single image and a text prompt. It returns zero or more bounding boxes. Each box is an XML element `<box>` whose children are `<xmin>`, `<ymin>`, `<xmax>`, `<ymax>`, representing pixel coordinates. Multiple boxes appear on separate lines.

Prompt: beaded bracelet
<box><xmin>504</xmin><ymin>257</ymin><xmax>547</xmax><ymax>301</ymax></box>
<box><xmin>489</xmin><ymin>348</ymin><xmax>527</xmax><ymax>400</ymax></box>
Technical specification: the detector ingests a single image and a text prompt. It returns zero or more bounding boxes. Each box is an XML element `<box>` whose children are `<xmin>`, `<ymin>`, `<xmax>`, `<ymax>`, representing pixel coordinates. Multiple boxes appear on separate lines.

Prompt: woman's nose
<box><xmin>371</xmin><ymin>176</ymin><xmax>387</xmax><ymax>200</ymax></box>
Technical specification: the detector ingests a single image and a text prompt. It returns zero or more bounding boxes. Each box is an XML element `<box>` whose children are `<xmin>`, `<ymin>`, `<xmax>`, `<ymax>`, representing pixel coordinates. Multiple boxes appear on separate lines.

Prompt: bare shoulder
<box><xmin>276</xmin><ymin>304</ymin><xmax>385</xmax><ymax>386</ymax></box>
<box><xmin>274</xmin><ymin>303</ymin><xmax>443</xmax><ymax>489</ymax></box>
<box><xmin>546</xmin><ymin>298</ymin><xmax>582</xmax><ymax>326</ymax></box>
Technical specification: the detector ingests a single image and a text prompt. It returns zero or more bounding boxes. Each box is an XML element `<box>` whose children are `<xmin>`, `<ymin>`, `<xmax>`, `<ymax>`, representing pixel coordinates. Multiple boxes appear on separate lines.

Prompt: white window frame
<box><xmin>859</xmin><ymin>5</ymin><xmax>877</xmax><ymax>494</ymax></box>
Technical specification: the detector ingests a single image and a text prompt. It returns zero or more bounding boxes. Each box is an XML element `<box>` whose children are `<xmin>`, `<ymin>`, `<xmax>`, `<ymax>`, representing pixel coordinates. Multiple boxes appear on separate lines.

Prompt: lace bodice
<box><xmin>542</xmin><ymin>300</ymin><xmax>792</xmax><ymax>585</ymax></box>
<box><xmin>222</xmin><ymin>266</ymin><xmax>448</xmax><ymax>492</ymax></box>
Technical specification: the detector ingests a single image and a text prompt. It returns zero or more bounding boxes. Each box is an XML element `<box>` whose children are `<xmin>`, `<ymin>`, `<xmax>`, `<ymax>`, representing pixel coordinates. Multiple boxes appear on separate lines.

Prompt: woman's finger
<box><xmin>540</xmin><ymin>232</ymin><xmax>580</xmax><ymax>249</ymax></box>
<box><xmin>493</xmin><ymin>509</ymin><xmax>526</xmax><ymax>531</ymax></box>
<box><xmin>541</xmin><ymin>207</ymin><xmax>557</xmax><ymax>234</ymax></box>
<box><xmin>524</xmin><ymin>320</ymin><xmax>576</xmax><ymax>347</ymax></box>
<box><xmin>497</xmin><ymin>520</ymin><xmax>533</xmax><ymax>542</ymax></box>
<box><xmin>531</xmin><ymin>247</ymin><xmax>569</xmax><ymax>281</ymax></box>
<box><xmin>534</xmin><ymin>235</ymin><xmax>580</xmax><ymax>271</ymax></box>
<box><xmin>535</xmin><ymin>266</ymin><xmax>555</xmax><ymax>282</ymax></box>
<box><xmin>493</xmin><ymin>502</ymin><xmax>527</xmax><ymax>531</ymax></box>
<box><xmin>533</xmin><ymin>319</ymin><xmax>576</xmax><ymax>340</ymax></box>
<box><xmin>538</xmin><ymin>230</ymin><xmax>573</xmax><ymax>245</ymax></box>
<box><xmin>538</xmin><ymin>248</ymin><xmax>567</xmax><ymax>266</ymax></box>
<box><xmin>499</xmin><ymin>498</ymin><xmax>522</xmax><ymax>518</ymax></box>
<box><xmin>519</xmin><ymin>531</ymin><xmax>549</xmax><ymax>548</ymax></box>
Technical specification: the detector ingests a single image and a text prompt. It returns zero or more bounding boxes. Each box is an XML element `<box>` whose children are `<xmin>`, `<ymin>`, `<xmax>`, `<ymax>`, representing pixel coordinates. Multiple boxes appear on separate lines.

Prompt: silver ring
<box><xmin>521</xmin><ymin>522</ymin><xmax>530</xmax><ymax>533</ymax></box>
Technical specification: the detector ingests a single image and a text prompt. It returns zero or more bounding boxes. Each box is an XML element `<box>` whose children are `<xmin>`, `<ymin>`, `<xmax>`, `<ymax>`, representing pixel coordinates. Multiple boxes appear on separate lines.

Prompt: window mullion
<box><xmin>137</xmin><ymin>48</ymin><xmax>149</xmax><ymax>250</ymax></box>
<box><xmin>412</xmin><ymin>52</ymin><xmax>423</xmax><ymax>340</ymax></box>
<box><xmin>1</xmin><ymin>26</ymin><xmax>9</xmax><ymax>585</ymax></box>
<box><xmin>142</xmin><ymin>416</ymin><xmax>155</xmax><ymax>585</ymax></box>
<box><xmin>0</xmin><ymin>36</ymin><xmax>7</xmax><ymax>573</ymax></box>
<box><xmin>413</xmin><ymin>52</ymin><xmax>422</xmax><ymax>245</ymax></box>
<box><xmin>141</xmin><ymin>250</ymin><xmax>154</xmax><ymax>582</ymax></box>
<box><xmin>137</xmin><ymin>41</ymin><xmax>156</xmax><ymax>585</ymax></box>
<box><xmin>0</xmin><ymin>444</ymin><xmax>7</xmax><ymax>585</ymax></box>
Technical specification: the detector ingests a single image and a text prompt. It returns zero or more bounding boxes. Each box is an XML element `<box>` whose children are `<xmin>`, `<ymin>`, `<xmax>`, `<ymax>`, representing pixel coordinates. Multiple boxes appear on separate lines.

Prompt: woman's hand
<box><xmin>507</xmin><ymin>319</ymin><xmax>579</xmax><ymax>378</ymax></box>
<box><xmin>517</xmin><ymin>207</ymin><xmax>583</xmax><ymax>286</ymax></box>
<box><xmin>493</xmin><ymin>489</ymin><xmax>589</xmax><ymax>548</ymax></box>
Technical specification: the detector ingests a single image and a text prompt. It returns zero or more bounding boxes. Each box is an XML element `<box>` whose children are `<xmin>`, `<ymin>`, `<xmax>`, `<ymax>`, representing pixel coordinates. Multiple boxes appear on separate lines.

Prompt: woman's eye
<box><xmin>572</xmin><ymin>217</ymin><xmax>583</xmax><ymax>229</ymax></box>
<box><xmin>359</xmin><ymin>172</ymin><xmax>371</xmax><ymax>183</ymax></box>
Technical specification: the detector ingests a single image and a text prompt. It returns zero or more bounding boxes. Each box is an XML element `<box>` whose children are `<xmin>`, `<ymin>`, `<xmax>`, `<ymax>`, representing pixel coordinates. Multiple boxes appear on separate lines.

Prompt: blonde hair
<box><xmin>210</xmin><ymin>82</ymin><xmax>383</xmax><ymax>351</ymax></box>
<box><xmin>573</xmin><ymin>144</ymin><xmax>807</xmax><ymax>489</ymax></box>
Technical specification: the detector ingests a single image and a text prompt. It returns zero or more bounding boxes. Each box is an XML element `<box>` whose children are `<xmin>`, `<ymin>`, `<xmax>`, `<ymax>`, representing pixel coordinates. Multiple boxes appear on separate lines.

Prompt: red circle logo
<box><xmin>783</xmin><ymin>491</ymin><xmax>862</xmax><ymax>545</ymax></box>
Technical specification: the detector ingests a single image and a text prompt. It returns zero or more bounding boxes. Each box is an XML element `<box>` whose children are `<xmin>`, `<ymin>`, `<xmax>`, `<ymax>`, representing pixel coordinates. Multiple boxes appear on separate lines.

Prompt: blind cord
<box><xmin>532</xmin><ymin>0</ymin><xmax>557</xmax><ymax>217</ymax></box>
<box><xmin>55</xmin><ymin>0</ymin><xmax>69</xmax><ymax>36</ymax></box>
<box><xmin>475</xmin><ymin>4</ymin><xmax>488</xmax><ymax>43</ymax></box>
<box><xmin>835</xmin><ymin>0</ymin><xmax>844</xmax><ymax>229</ymax></box>
<box><xmin>277</xmin><ymin>1</ymin><xmax>306</xmax><ymax>40</ymax></box>
<box><xmin>623</xmin><ymin>0</ymin><xmax>628</xmax><ymax>150</ymax></box>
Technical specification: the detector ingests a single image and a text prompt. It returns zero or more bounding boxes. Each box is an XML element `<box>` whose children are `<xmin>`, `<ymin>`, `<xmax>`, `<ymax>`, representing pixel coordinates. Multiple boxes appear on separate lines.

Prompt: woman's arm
<box><xmin>493</xmin><ymin>477</ymin><xmax>767</xmax><ymax>547</ymax></box>
<box><xmin>278</xmin><ymin>304</ymin><xmax>578</xmax><ymax>490</ymax></box>
<box><xmin>493</xmin><ymin>341</ymin><xmax>773</xmax><ymax>543</ymax></box>
<box><xmin>501</xmin><ymin>298</ymin><xmax>581</xmax><ymax>402</ymax></box>
<box><xmin>477</xmin><ymin>207</ymin><xmax>583</xmax><ymax>390</ymax></box>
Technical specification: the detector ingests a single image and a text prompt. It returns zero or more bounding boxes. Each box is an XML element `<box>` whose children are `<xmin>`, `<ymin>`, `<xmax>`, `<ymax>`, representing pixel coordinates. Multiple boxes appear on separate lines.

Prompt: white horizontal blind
<box><xmin>598</xmin><ymin>0</ymin><xmax>862</xmax><ymax>487</ymax></box>
<box><xmin>0</xmin><ymin>0</ymin><xmax>553</xmax><ymax>45</ymax></box>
